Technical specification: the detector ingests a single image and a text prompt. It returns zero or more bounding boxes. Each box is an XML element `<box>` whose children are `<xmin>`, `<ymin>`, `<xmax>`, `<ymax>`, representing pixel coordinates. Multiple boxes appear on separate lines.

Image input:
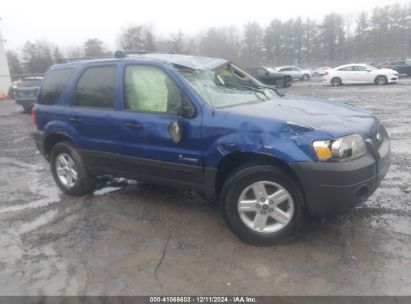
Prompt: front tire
<box><xmin>275</xmin><ymin>78</ymin><xmax>285</xmax><ymax>88</ymax></box>
<box><xmin>375</xmin><ymin>75</ymin><xmax>388</xmax><ymax>85</ymax></box>
<box><xmin>221</xmin><ymin>165</ymin><xmax>304</xmax><ymax>245</ymax></box>
<box><xmin>50</xmin><ymin>141</ymin><xmax>96</xmax><ymax>196</ymax></box>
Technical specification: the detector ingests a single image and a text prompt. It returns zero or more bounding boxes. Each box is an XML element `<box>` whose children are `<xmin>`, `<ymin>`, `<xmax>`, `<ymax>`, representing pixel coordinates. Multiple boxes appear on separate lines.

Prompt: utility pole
<box><xmin>0</xmin><ymin>17</ymin><xmax>12</xmax><ymax>96</ymax></box>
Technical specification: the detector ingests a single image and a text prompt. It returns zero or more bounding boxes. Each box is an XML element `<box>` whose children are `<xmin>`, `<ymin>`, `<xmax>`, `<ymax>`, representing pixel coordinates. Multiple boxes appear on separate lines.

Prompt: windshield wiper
<box><xmin>223</xmin><ymin>83</ymin><xmax>270</xmax><ymax>100</ymax></box>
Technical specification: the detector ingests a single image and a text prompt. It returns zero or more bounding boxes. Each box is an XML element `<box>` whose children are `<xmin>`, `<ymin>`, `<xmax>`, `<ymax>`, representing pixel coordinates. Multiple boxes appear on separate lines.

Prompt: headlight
<box><xmin>313</xmin><ymin>134</ymin><xmax>367</xmax><ymax>161</ymax></box>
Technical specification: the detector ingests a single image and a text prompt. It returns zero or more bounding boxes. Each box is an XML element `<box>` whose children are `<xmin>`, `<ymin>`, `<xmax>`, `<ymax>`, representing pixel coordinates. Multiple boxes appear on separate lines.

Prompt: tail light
<box><xmin>32</xmin><ymin>106</ymin><xmax>37</xmax><ymax>127</ymax></box>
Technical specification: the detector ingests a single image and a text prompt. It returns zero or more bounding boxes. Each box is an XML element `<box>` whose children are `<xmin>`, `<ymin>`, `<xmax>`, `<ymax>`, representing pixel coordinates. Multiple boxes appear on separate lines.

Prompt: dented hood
<box><xmin>223</xmin><ymin>95</ymin><xmax>379</xmax><ymax>138</ymax></box>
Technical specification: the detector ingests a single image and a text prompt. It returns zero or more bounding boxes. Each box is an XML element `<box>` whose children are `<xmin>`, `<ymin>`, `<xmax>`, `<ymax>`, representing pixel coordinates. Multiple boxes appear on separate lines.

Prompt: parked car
<box><xmin>14</xmin><ymin>77</ymin><xmax>43</xmax><ymax>112</ymax></box>
<box><xmin>323</xmin><ymin>64</ymin><xmax>399</xmax><ymax>86</ymax></box>
<box><xmin>246</xmin><ymin>67</ymin><xmax>292</xmax><ymax>88</ymax></box>
<box><xmin>383</xmin><ymin>59</ymin><xmax>411</xmax><ymax>76</ymax></box>
<box><xmin>32</xmin><ymin>54</ymin><xmax>391</xmax><ymax>244</ymax></box>
<box><xmin>274</xmin><ymin>66</ymin><xmax>312</xmax><ymax>80</ymax></box>
<box><xmin>8</xmin><ymin>79</ymin><xmax>22</xmax><ymax>99</ymax></box>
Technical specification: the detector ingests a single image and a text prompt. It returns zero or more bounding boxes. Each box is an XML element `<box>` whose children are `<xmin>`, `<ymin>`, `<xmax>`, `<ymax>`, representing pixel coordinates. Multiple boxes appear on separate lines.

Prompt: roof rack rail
<box><xmin>56</xmin><ymin>57</ymin><xmax>111</xmax><ymax>64</ymax></box>
<box><xmin>114</xmin><ymin>50</ymin><xmax>177</xmax><ymax>58</ymax></box>
<box><xmin>114</xmin><ymin>50</ymin><xmax>148</xmax><ymax>58</ymax></box>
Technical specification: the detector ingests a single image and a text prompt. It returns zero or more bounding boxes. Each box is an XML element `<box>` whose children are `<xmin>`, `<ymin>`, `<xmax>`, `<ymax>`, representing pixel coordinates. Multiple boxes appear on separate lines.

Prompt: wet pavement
<box><xmin>0</xmin><ymin>78</ymin><xmax>410</xmax><ymax>295</ymax></box>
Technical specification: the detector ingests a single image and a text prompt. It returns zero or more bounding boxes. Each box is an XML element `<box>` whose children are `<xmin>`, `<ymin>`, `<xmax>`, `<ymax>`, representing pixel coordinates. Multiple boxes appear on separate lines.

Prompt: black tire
<box><xmin>50</xmin><ymin>141</ymin><xmax>96</xmax><ymax>196</ymax></box>
<box><xmin>22</xmin><ymin>105</ymin><xmax>32</xmax><ymax>113</ymax></box>
<box><xmin>221</xmin><ymin>164</ymin><xmax>304</xmax><ymax>245</ymax></box>
<box><xmin>302</xmin><ymin>74</ymin><xmax>310</xmax><ymax>81</ymax></box>
<box><xmin>284</xmin><ymin>76</ymin><xmax>292</xmax><ymax>87</ymax></box>
<box><xmin>331</xmin><ymin>77</ymin><xmax>342</xmax><ymax>86</ymax></box>
<box><xmin>375</xmin><ymin>75</ymin><xmax>388</xmax><ymax>85</ymax></box>
<box><xmin>275</xmin><ymin>78</ymin><xmax>285</xmax><ymax>88</ymax></box>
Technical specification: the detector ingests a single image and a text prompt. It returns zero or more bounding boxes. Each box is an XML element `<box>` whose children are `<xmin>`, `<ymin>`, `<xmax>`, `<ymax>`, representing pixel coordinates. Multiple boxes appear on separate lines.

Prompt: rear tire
<box><xmin>331</xmin><ymin>77</ymin><xmax>342</xmax><ymax>86</ymax></box>
<box><xmin>375</xmin><ymin>75</ymin><xmax>388</xmax><ymax>85</ymax></box>
<box><xmin>50</xmin><ymin>141</ymin><xmax>96</xmax><ymax>196</ymax></box>
<box><xmin>302</xmin><ymin>74</ymin><xmax>310</xmax><ymax>81</ymax></box>
<box><xmin>221</xmin><ymin>164</ymin><xmax>304</xmax><ymax>245</ymax></box>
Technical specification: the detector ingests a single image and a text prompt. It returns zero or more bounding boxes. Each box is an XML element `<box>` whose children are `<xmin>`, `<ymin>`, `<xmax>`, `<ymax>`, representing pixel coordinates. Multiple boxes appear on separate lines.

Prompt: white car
<box><xmin>274</xmin><ymin>66</ymin><xmax>312</xmax><ymax>81</ymax></box>
<box><xmin>323</xmin><ymin>64</ymin><xmax>399</xmax><ymax>86</ymax></box>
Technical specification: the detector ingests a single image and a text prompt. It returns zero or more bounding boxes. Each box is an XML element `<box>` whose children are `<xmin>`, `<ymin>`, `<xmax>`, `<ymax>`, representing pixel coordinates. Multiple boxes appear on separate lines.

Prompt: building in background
<box><xmin>0</xmin><ymin>28</ymin><xmax>11</xmax><ymax>96</ymax></box>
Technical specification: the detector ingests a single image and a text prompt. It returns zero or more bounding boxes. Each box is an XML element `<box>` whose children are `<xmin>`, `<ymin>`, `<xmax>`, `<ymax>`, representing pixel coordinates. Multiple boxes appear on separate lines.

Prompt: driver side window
<box><xmin>124</xmin><ymin>65</ymin><xmax>182</xmax><ymax>114</ymax></box>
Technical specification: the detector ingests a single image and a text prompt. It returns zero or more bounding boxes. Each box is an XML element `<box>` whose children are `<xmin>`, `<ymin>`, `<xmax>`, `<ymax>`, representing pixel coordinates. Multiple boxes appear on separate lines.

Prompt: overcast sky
<box><xmin>1</xmin><ymin>0</ymin><xmax>410</xmax><ymax>51</ymax></box>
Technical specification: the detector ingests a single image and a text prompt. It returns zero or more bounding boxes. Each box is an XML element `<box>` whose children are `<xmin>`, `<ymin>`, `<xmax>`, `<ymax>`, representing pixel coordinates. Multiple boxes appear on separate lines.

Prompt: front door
<box><xmin>117</xmin><ymin>64</ymin><xmax>204</xmax><ymax>185</ymax></box>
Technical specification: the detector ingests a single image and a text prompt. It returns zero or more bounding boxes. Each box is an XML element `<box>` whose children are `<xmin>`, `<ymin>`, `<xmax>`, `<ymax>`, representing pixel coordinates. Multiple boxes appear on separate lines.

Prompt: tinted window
<box><xmin>391</xmin><ymin>61</ymin><xmax>405</xmax><ymax>65</ymax></box>
<box><xmin>256</xmin><ymin>68</ymin><xmax>267</xmax><ymax>76</ymax></box>
<box><xmin>280</xmin><ymin>67</ymin><xmax>291</xmax><ymax>72</ymax></box>
<box><xmin>39</xmin><ymin>69</ymin><xmax>73</xmax><ymax>105</ymax></box>
<box><xmin>353</xmin><ymin>66</ymin><xmax>368</xmax><ymax>71</ymax></box>
<box><xmin>124</xmin><ymin>65</ymin><xmax>182</xmax><ymax>114</ymax></box>
<box><xmin>338</xmin><ymin>66</ymin><xmax>353</xmax><ymax>71</ymax></box>
<box><xmin>20</xmin><ymin>79</ymin><xmax>42</xmax><ymax>88</ymax></box>
<box><xmin>73</xmin><ymin>66</ymin><xmax>116</xmax><ymax>108</ymax></box>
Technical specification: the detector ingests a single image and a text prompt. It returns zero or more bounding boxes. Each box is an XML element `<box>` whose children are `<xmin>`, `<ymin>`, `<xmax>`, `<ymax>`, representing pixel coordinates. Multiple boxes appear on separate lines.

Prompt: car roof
<box><xmin>23</xmin><ymin>76</ymin><xmax>43</xmax><ymax>80</ymax></box>
<box><xmin>53</xmin><ymin>54</ymin><xmax>229</xmax><ymax>71</ymax></box>
<box><xmin>335</xmin><ymin>63</ymin><xmax>368</xmax><ymax>69</ymax></box>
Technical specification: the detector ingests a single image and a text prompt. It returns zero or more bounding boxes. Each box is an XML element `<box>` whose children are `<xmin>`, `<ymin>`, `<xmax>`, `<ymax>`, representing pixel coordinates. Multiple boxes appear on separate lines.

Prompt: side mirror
<box><xmin>265</xmin><ymin>71</ymin><xmax>270</xmax><ymax>76</ymax></box>
<box><xmin>178</xmin><ymin>94</ymin><xmax>196</xmax><ymax>118</ymax></box>
<box><xmin>366</xmin><ymin>69</ymin><xmax>372</xmax><ymax>72</ymax></box>
<box><xmin>168</xmin><ymin>121</ymin><xmax>182</xmax><ymax>144</ymax></box>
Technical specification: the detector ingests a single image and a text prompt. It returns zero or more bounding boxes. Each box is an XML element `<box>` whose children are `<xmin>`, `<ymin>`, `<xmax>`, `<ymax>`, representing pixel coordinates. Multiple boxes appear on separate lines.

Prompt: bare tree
<box><xmin>21</xmin><ymin>41</ymin><xmax>54</xmax><ymax>73</ymax></box>
<box><xmin>84</xmin><ymin>38</ymin><xmax>108</xmax><ymax>57</ymax></box>
<box><xmin>119</xmin><ymin>25</ymin><xmax>157</xmax><ymax>52</ymax></box>
<box><xmin>6</xmin><ymin>51</ymin><xmax>24</xmax><ymax>75</ymax></box>
<box><xmin>242</xmin><ymin>22</ymin><xmax>264</xmax><ymax>67</ymax></box>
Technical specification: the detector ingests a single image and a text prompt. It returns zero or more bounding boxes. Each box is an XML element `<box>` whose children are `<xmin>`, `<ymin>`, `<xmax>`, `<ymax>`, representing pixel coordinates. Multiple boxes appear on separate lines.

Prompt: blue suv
<box><xmin>32</xmin><ymin>53</ymin><xmax>391</xmax><ymax>244</ymax></box>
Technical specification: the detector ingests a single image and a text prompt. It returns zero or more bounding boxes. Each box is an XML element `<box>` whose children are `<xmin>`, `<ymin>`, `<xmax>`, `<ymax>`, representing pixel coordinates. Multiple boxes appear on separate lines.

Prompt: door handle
<box><xmin>125</xmin><ymin>122</ymin><xmax>143</xmax><ymax>130</ymax></box>
<box><xmin>69</xmin><ymin>116</ymin><xmax>82</xmax><ymax>123</ymax></box>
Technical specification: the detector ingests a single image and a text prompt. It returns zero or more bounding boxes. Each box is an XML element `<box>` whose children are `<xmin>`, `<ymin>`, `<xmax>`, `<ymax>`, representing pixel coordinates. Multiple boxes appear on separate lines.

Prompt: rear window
<box><xmin>38</xmin><ymin>69</ymin><xmax>74</xmax><ymax>105</ymax></box>
<box><xmin>72</xmin><ymin>66</ymin><xmax>116</xmax><ymax>108</ymax></box>
<box><xmin>20</xmin><ymin>79</ymin><xmax>42</xmax><ymax>88</ymax></box>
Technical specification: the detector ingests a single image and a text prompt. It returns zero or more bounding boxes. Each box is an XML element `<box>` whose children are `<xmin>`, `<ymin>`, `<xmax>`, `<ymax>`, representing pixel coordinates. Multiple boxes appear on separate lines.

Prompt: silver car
<box><xmin>274</xmin><ymin>66</ymin><xmax>312</xmax><ymax>81</ymax></box>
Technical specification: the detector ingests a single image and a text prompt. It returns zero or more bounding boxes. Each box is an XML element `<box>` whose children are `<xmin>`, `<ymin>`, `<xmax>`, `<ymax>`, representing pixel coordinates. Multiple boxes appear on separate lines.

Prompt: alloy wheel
<box><xmin>237</xmin><ymin>181</ymin><xmax>294</xmax><ymax>233</ymax></box>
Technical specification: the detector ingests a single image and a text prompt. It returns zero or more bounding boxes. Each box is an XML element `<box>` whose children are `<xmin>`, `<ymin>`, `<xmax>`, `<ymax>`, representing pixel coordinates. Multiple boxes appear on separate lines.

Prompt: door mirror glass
<box><xmin>178</xmin><ymin>94</ymin><xmax>196</xmax><ymax>118</ymax></box>
<box><xmin>168</xmin><ymin>121</ymin><xmax>182</xmax><ymax>144</ymax></box>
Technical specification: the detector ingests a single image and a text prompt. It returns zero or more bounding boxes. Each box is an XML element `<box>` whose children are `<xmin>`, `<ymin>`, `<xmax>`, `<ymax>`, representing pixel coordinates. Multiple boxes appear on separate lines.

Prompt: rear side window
<box><xmin>72</xmin><ymin>66</ymin><xmax>117</xmax><ymax>108</ymax></box>
<box><xmin>338</xmin><ymin>66</ymin><xmax>353</xmax><ymax>71</ymax></box>
<box><xmin>38</xmin><ymin>69</ymin><xmax>74</xmax><ymax>105</ymax></box>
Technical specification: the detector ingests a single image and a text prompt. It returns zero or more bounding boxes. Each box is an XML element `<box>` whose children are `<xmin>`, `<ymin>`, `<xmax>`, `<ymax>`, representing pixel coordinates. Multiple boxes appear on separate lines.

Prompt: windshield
<box><xmin>365</xmin><ymin>65</ymin><xmax>377</xmax><ymax>70</ymax></box>
<box><xmin>177</xmin><ymin>64</ymin><xmax>279</xmax><ymax>108</ymax></box>
<box><xmin>20</xmin><ymin>79</ymin><xmax>42</xmax><ymax>87</ymax></box>
<box><xmin>265</xmin><ymin>67</ymin><xmax>277</xmax><ymax>73</ymax></box>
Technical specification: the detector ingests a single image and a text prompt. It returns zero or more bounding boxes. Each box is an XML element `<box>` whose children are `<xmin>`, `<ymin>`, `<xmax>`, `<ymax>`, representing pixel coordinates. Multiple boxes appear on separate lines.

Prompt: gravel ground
<box><xmin>0</xmin><ymin>78</ymin><xmax>410</xmax><ymax>296</ymax></box>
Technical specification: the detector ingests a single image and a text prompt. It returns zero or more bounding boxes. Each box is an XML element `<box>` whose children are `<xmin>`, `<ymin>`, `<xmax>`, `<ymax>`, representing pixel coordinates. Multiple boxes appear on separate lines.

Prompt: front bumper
<box><xmin>291</xmin><ymin>129</ymin><xmax>391</xmax><ymax>217</ymax></box>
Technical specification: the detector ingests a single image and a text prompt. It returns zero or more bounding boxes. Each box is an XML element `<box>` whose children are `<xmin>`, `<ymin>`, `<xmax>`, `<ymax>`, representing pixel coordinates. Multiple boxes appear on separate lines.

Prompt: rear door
<box><xmin>66</xmin><ymin>64</ymin><xmax>123</xmax><ymax>169</ymax></box>
<box><xmin>336</xmin><ymin>66</ymin><xmax>355</xmax><ymax>83</ymax></box>
<box><xmin>116</xmin><ymin>63</ymin><xmax>204</xmax><ymax>185</ymax></box>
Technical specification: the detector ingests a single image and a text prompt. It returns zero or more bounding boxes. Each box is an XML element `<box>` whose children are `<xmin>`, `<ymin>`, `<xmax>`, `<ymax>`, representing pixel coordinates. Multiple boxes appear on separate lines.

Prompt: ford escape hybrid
<box><xmin>32</xmin><ymin>53</ymin><xmax>391</xmax><ymax>244</ymax></box>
